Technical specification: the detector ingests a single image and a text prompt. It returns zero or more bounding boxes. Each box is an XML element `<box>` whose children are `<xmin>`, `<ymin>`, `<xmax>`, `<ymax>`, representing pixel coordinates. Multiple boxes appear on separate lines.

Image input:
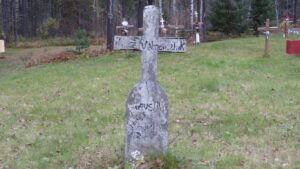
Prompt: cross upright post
<box><xmin>264</xmin><ymin>19</ymin><xmax>270</xmax><ymax>56</ymax></box>
<box><xmin>113</xmin><ymin>5</ymin><xmax>186</xmax><ymax>163</ymax></box>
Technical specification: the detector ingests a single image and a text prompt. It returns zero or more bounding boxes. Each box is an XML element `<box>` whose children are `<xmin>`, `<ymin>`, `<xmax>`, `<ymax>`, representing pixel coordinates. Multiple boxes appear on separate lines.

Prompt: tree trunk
<box><xmin>202</xmin><ymin>0</ymin><xmax>206</xmax><ymax>40</ymax></box>
<box><xmin>137</xmin><ymin>0</ymin><xmax>144</xmax><ymax>35</ymax></box>
<box><xmin>196</xmin><ymin>0</ymin><xmax>200</xmax><ymax>20</ymax></box>
<box><xmin>274</xmin><ymin>0</ymin><xmax>280</xmax><ymax>27</ymax></box>
<box><xmin>13</xmin><ymin>0</ymin><xmax>18</xmax><ymax>46</ymax></box>
<box><xmin>294</xmin><ymin>0</ymin><xmax>298</xmax><ymax>24</ymax></box>
<box><xmin>172</xmin><ymin>0</ymin><xmax>176</xmax><ymax>17</ymax></box>
<box><xmin>94</xmin><ymin>0</ymin><xmax>100</xmax><ymax>43</ymax></box>
<box><xmin>190</xmin><ymin>0</ymin><xmax>194</xmax><ymax>30</ymax></box>
<box><xmin>121</xmin><ymin>0</ymin><xmax>126</xmax><ymax>18</ymax></box>
<box><xmin>106</xmin><ymin>0</ymin><xmax>115</xmax><ymax>51</ymax></box>
<box><xmin>159</xmin><ymin>0</ymin><xmax>163</xmax><ymax>18</ymax></box>
<box><xmin>2</xmin><ymin>0</ymin><xmax>10</xmax><ymax>43</ymax></box>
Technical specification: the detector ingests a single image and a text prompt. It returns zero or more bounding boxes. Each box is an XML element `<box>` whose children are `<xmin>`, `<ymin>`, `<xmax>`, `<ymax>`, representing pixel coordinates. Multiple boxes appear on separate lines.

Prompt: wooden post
<box><xmin>264</xmin><ymin>19</ymin><xmax>270</xmax><ymax>57</ymax></box>
<box><xmin>0</xmin><ymin>40</ymin><xmax>5</xmax><ymax>59</ymax></box>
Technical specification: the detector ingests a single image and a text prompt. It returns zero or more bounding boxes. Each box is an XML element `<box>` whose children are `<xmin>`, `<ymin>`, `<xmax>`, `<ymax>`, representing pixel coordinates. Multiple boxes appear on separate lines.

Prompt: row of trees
<box><xmin>0</xmin><ymin>0</ymin><xmax>299</xmax><ymax>46</ymax></box>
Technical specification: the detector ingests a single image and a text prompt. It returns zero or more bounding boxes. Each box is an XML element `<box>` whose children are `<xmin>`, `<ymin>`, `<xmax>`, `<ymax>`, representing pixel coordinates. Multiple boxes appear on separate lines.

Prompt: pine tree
<box><xmin>209</xmin><ymin>0</ymin><xmax>249</xmax><ymax>35</ymax></box>
<box><xmin>60</xmin><ymin>0</ymin><xmax>93</xmax><ymax>35</ymax></box>
<box><xmin>251</xmin><ymin>0</ymin><xmax>274</xmax><ymax>36</ymax></box>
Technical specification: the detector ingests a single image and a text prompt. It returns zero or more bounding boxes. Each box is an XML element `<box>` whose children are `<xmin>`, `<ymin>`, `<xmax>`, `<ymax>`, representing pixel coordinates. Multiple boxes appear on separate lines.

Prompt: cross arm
<box><xmin>149</xmin><ymin>38</ymin><xmax>187</xmax><ymax>52</ymax></box>
<box><xmin>258</xmin><ymin>27</ymin><xmax>278</xmax><ymax>32</ymax></box>
<box><xmin>114</xmin><ymin>36</ymin><xmax>187</xmax><ymax>52</ymax></box>
<box><xmin>167</xmin><ymin>24</ymin><xmax>185</xmax><ymax>30</ymax></box>
<box><xmin>116</xmin><ymin>25</ymin><xmax>134</xmax><ymax>29</ymax></box>
<box><xmin>114</xmin><ymin>36</ymin><xmax>142</xmax><ymax>50</ymax></box>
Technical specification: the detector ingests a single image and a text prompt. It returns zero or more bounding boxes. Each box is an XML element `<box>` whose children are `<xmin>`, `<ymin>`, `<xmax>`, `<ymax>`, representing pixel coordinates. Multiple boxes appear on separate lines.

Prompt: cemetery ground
<box><xmin>0</xmin><ymin>35</ymin><xmax>299</xmax><ymax>169</ymax></box>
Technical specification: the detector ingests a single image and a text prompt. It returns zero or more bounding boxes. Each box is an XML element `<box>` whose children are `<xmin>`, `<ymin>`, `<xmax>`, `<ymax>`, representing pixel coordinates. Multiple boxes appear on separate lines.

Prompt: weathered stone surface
<box><xmin>113</xmin><ymin>5</ymin><xmax>186</xmax><ymax>162</ymax></box>
<box><xmin>125</xmin><ymin>81</ymin><xmax>168</xmax><ymax>162</ymax></box>
<box><xmin>125</xmin><ymin>5</ymin><xmax>169</xmax><ymax>162</ymax></box>
<box><xmin>114</xmin><ymin>36</ymin><xmax>186</xmax><ymax>52</ymax></box>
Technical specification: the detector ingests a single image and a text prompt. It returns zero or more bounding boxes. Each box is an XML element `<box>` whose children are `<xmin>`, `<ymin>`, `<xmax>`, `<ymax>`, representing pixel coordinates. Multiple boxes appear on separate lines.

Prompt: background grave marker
<box><xmin>0</xmin><ymin>40</ymin><xmax>5</xmax><ymax>59</ymax></box>
<box><xmin>258</xmin><ymin>19</ymin><xmax>278</xmax><ymax>57</ymax></box>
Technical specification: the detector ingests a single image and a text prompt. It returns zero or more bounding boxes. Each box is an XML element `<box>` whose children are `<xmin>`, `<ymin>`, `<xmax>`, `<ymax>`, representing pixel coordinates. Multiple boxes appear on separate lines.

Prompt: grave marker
<box><xmin>0</xmin><ymin>40</ymin><xmax>5</xmax><ymax>59</ymax></box>
<box><xmin>193</xmin><ymin>11</ymin><xmax>201</xmax><ymax>45</ymax></box>
<box><xmin>166</xmin><ymin>24</ymin><xmax>184</xmax><ymax>38</ymax></box>
<box><xmin>264</xmin><ymin>19</ymin><xmax>270</xmax><ymax>56</ymax></box>
<box><xmin>114</xmin><ymin>5</ymin><xmax>187</xmax><ymax>162</ymax></box>
<box><xmin>258</xmin><ymin>19</ymin><xmax>278</xmax><ymax>57</ymax></box>
<box><xmin>116</xmin><ymin>18</ymin><xmax>134</xmax><ymax>36</ymax></box>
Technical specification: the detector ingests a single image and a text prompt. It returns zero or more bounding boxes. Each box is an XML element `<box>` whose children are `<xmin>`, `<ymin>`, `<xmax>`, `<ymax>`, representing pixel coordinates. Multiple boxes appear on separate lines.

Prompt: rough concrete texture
<box><xmin>125</xmin><ymin>5</ymin><xmax>169</xmax><ymax>162</ymax></box>
<box><xmin>125</xmin><ymin>81</ymin><xmax>168</xmax><ymax>162</ymax></box>
<box><xmin>114</xmin><ymin>36</ymin><xmax>187</xmax><ymax>52</ymax></box>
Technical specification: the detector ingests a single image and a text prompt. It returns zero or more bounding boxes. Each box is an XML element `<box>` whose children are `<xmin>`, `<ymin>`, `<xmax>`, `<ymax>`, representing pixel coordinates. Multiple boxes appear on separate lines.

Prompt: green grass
<box><xmin>0</xmin><ymin>35</ymin><xmax>299</xmax><ymax>169</ymax></box>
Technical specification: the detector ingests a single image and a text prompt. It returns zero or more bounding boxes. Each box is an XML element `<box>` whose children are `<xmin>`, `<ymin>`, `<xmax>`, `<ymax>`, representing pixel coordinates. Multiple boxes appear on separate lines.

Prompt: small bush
<box><xmin>74</xmin><ymin>29</ymin><xmax>90</xmax><ymax>53</ymax></box>
<box><xmin>37</xmin><ymin>17</ymin><xmax>59</xmax><ymax>38</ymax></box>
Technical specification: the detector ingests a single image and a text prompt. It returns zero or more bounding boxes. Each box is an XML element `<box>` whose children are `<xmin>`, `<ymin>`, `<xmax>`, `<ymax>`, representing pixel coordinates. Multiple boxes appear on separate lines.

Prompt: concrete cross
<box><xmin>113</xmin><ymin>5</ymin><xmax>186</xmax><ymax>163</ymax></box>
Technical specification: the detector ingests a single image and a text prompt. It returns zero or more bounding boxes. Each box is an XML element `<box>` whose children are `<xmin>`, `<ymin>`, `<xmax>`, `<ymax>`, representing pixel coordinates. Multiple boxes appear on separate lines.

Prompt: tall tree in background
<box><xmin>1</xmin><ymin>0</ymin><xmax>298</xmax><ymax>46</ymax></box>
<box><xmin>293</xmin><ymin>0</ymin><xmax>298</xmax><ymax>23</ymax></box>
<box><xmin>12</xmin><ymin>0</ymin><xmax>19</xmax><ymax>46</ymax></box>
<box><xmin>251</xmin><ymin>0</ymin><xmax>273</xmax><ymax>36</ymax></box>
<box><xmin>274</xmin><ymin>0</ymin><xmax>280</xmax><ymax>27</ymax></box>
<box><xmin>137</xmin><ymin>0</ymin><xmax>144</xmax><ymax>35</ymax></box>
<box><xmin>93</xmin><ymin>0</ymin><xmax>100</xmax><ymax>43</ymax></box>
<box><xmin>106</xmin><ymin>0</ymin><xmax>114</xmax><ymax>50</ymax></box>
<box><xmin>2</xmin><ymin>0</ymin><xmax>10</xmax><ymax>43</ymax></box>
<box><xmin>60</xmin><ymin>0</ymin><xmax>93</xmax><ymax>35</ymax></box>
<box><xmin>209</xmin><ymin>0</ymin><xmax>249</xmax><ymax>35</ymax></box>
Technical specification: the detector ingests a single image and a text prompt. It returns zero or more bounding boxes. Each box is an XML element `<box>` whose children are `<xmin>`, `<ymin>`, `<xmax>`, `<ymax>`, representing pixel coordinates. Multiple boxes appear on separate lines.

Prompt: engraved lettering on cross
<box><xmin>114</xmin><ymin>7</ymin><xmax>187</xmax><ymax>82</ymax></box>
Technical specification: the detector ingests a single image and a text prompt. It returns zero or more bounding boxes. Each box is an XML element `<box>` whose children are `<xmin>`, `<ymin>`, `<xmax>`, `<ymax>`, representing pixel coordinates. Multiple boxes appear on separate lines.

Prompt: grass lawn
<box><xmin>0</xmin><ymin>35</ymin><xmax>299</xmax><ymax>169</ymax></box>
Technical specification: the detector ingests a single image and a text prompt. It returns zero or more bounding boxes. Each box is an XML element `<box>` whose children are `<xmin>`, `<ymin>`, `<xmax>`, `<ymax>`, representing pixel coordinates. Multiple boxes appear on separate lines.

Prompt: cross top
<box><xmin>114</xmin><ymin>5</ymin><xmax>187</xmax><ymax>81</ymax></box>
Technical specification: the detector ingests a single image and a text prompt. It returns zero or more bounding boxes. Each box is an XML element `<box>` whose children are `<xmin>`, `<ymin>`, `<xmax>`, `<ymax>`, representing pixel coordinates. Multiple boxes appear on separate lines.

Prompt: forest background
<box><xmin>0</xmin><ymin>0</ymin><xmax>299</xmax><ymax>47</ymax></box>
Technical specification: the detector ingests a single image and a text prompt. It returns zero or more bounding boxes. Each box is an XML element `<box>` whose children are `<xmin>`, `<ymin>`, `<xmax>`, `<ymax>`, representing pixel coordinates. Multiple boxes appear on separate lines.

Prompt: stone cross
<box><xmin>113</xmin><ymin>5</ymin><xmax>186</xmax><ymax>162</ymax></box>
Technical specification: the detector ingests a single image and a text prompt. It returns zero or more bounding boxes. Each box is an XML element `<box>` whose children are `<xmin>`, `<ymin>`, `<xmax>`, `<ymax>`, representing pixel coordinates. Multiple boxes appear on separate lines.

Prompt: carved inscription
<box><xmin>127</xmin><ymin>102</ymin><xmax>165</xmax><ymax>140</ymax></box>
<box><xmin>114</xmin><ymin>36</ymin><xmax>140</xmax><ymax>50</ymax></box>
<box><xmin>114</xmin><ymin>36</ymin><xmax>187</xmax><ymax>52</ymax></box>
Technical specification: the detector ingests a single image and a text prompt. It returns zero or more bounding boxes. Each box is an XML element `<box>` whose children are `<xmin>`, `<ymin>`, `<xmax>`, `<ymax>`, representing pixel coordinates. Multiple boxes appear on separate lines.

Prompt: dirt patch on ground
<box><xmin>1</xmin><ymin>46</ymin><xmax>108</xmax><ymax>68</ymax></box>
